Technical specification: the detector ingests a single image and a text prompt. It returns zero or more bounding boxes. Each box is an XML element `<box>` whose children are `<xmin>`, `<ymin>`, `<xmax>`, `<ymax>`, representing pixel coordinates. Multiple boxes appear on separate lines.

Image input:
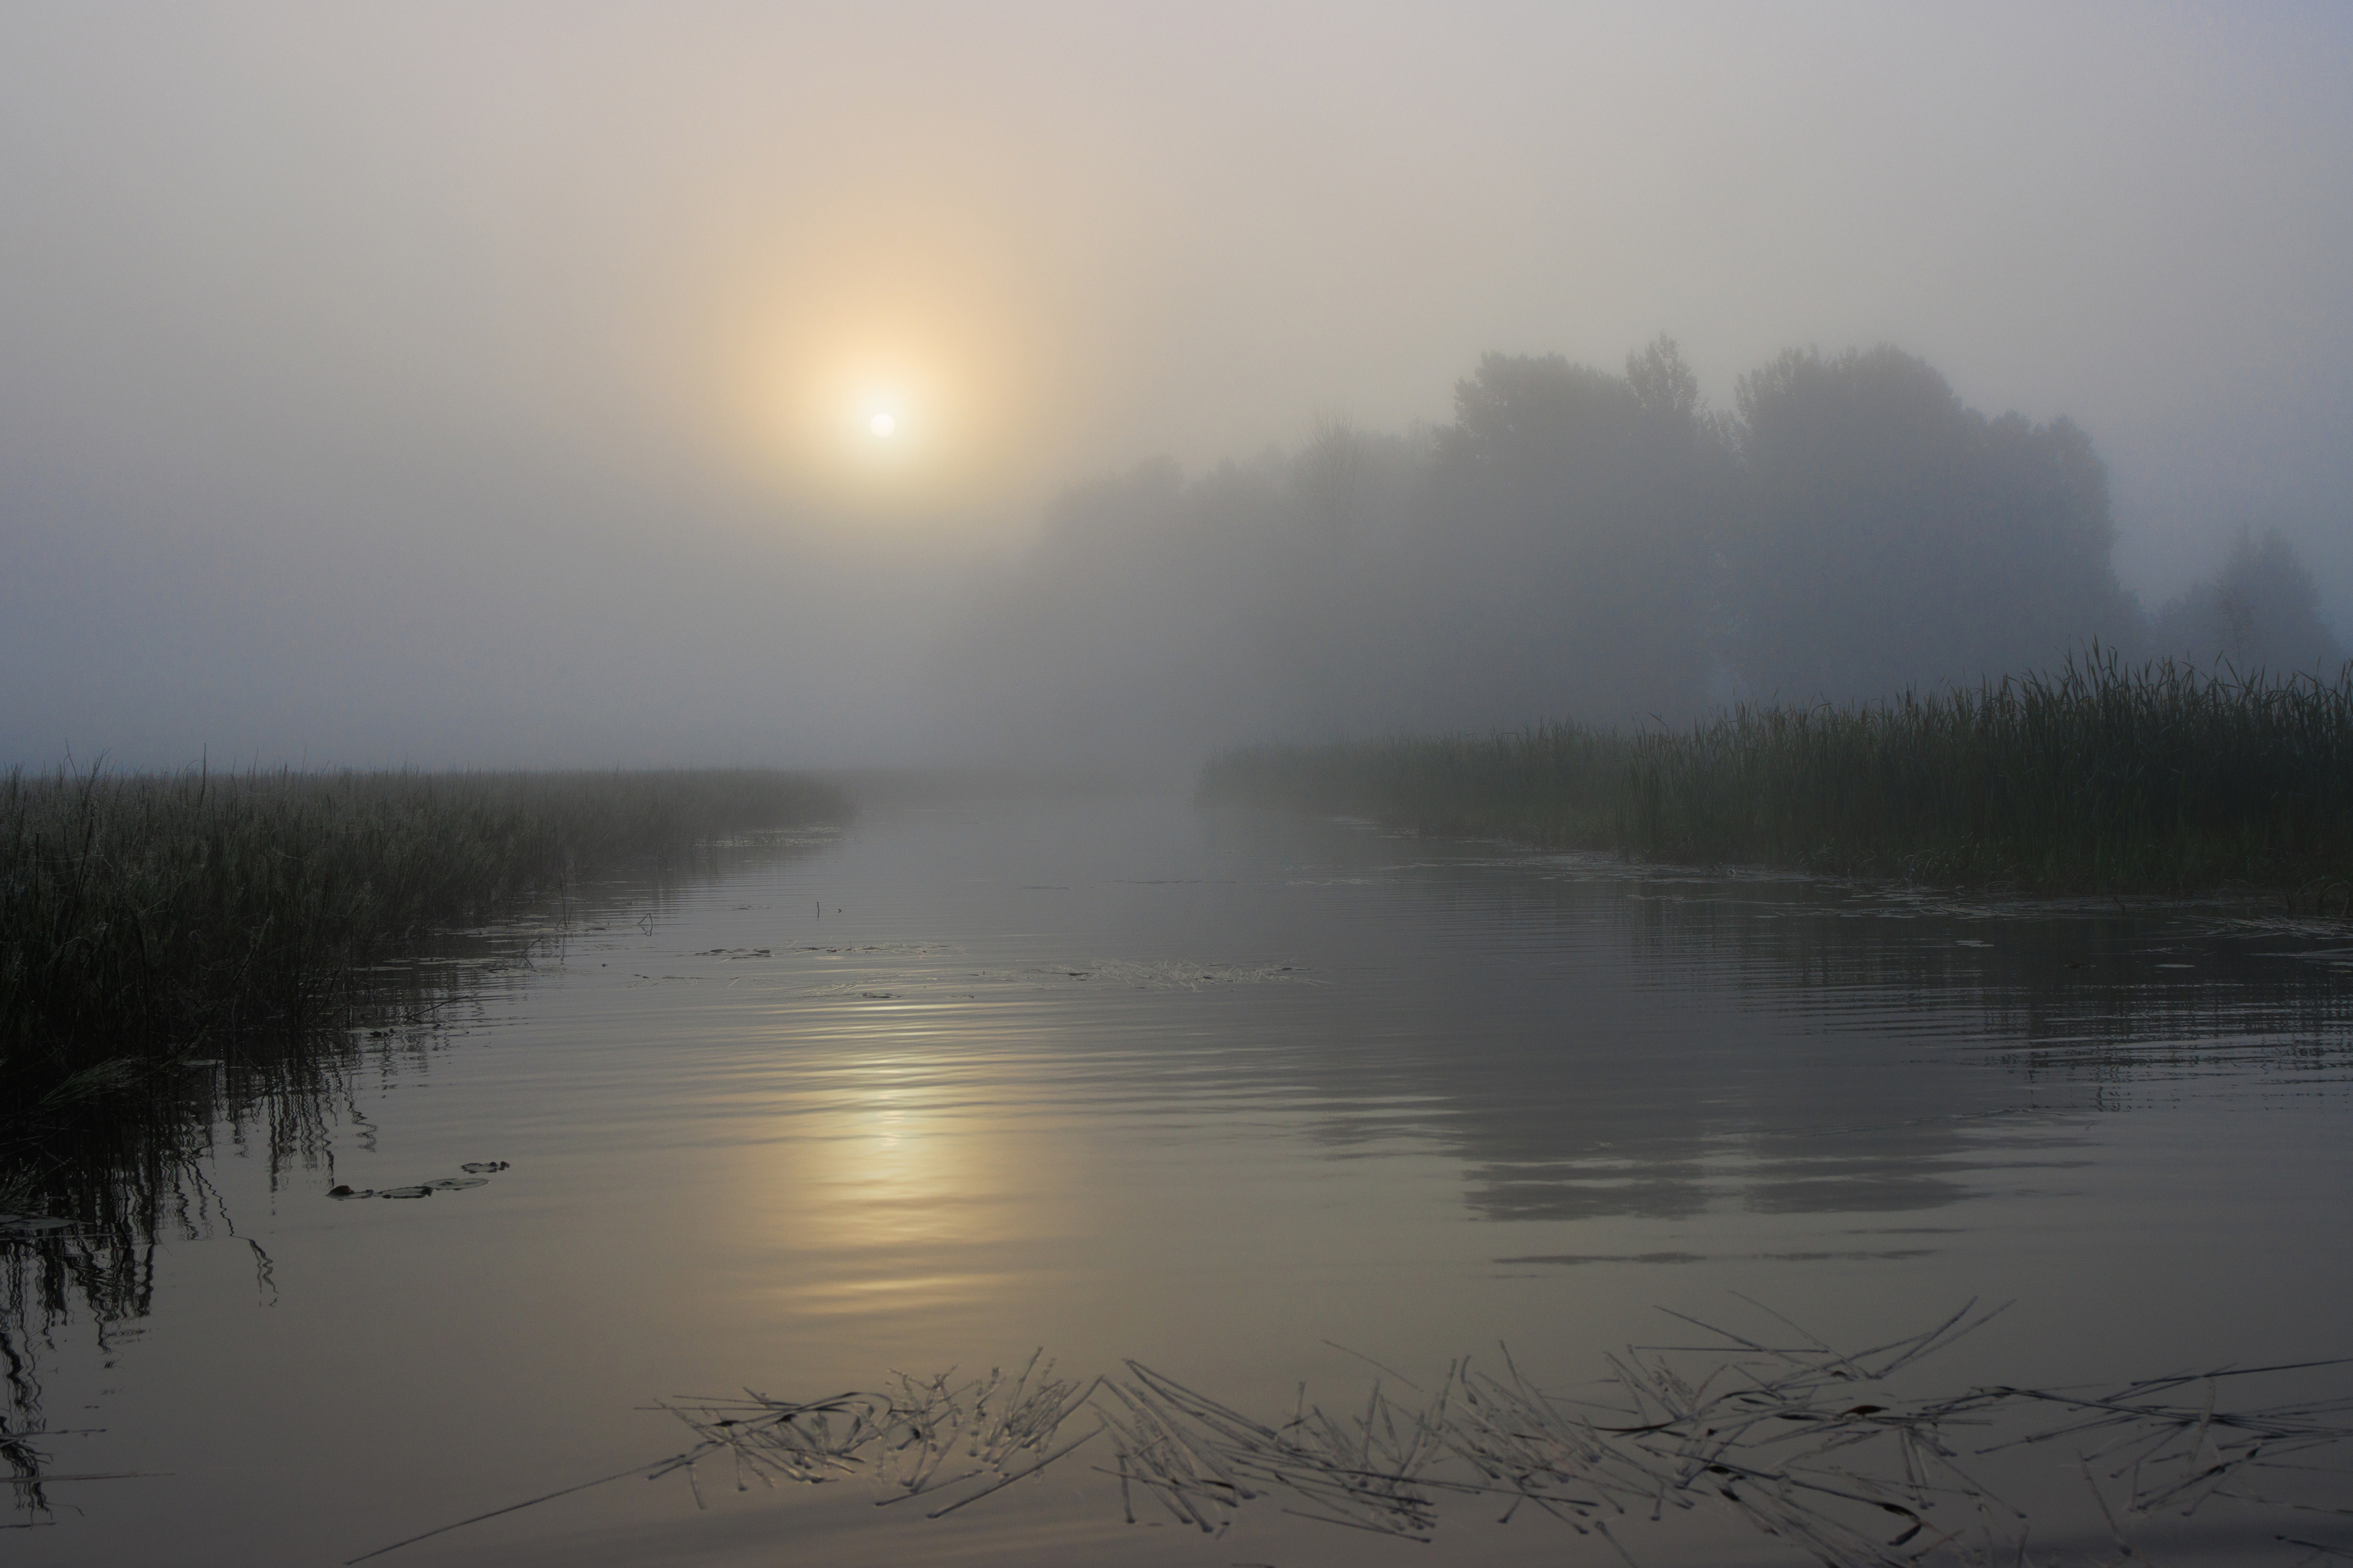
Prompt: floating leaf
<box><xmin>426</xmin><ymin>1177</ymin><xmax>489</xmax><ymax>1190</ymax></box>
<box><xmin>378</xmin><ymin>1186</ymin><xmax>433</xmax><ymax>1200</ymax></box>
<box><xmin>458</xmin><ymin>1161</ymin><xmax>510</xmax><ymax>1173</ymax></box>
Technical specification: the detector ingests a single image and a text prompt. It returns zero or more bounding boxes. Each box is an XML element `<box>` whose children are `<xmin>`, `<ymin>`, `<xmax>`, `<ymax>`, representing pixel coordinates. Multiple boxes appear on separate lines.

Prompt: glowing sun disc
<box><xmin>869</xmin><ymin>411</ymin><xmax>897</xmax><ymax>438</ymax></box>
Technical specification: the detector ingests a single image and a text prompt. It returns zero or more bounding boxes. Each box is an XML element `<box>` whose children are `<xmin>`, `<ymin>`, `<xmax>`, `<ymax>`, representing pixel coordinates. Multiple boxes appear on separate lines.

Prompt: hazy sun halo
<box><xmin>721</xmin><ymin>254</ymin><xmax>1054</xmax><ymax>519</ymax></box>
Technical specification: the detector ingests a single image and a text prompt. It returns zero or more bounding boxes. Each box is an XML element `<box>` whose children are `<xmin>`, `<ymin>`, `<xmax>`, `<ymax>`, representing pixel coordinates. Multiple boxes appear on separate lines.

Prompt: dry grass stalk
<box><xmin>343</xmin><ymin>1303</ymin><xmax>2353</xmax><ymax>1565</ymax></box>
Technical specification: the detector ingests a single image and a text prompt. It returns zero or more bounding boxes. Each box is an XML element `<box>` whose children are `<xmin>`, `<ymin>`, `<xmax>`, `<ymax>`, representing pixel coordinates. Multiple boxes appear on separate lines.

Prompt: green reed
<box><xmin>0</xmin><ymin>766</ymin><xmax>848</xmax><ymax>1111</ymax></box>
<box><xmin>1201</xmin><ymin>651</ymin><xmax>2353</xmax><ymax>896</ymax></box>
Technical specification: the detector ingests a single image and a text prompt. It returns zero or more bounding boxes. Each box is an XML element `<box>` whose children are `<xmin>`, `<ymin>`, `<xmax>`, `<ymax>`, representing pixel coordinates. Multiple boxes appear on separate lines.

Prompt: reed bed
<box><xmin>0</xmin><ymin>766</ymin><xmax>847</xmax><ymax>1113</ymax></box>
<box><xmin>346</xmin><ymin>1307</ymin><xmax>2353</xmax><ymax>1566</ymax></box>
<box><xmin>1201</xmin><ymin>653</ymin><xmax>2353</xmax><ymax>895</ymax></box>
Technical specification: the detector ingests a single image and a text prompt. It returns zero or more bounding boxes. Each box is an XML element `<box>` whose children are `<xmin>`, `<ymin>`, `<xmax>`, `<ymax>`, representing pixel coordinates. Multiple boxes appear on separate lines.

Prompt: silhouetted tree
<box><xmin>928</xmin><ymin>431</ymin><xmax>1434</xmax><ymax>766</ymax></box>
<box><xmin>1412</xmin><ymin>337</ymin><xmax>1732</xmax><ymax>726</ymax></box>
<box><xmin>1727</xmin><ymin>346</ymin><xmax>2141</xmax><ymax>703</ymax></box>
<box><xmin>2153</xmin><ymin>527</ymin><xmax>2344</xmax><ymax>677</ymax></box>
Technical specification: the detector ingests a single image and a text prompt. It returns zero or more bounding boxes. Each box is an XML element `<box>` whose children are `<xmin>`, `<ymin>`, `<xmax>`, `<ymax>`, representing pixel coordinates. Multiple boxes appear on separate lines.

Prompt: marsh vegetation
<box><xmin>1202</xmin><ymin>652</ymin><xmax>2353</xmax><ymax>895</ymax></box>
<box><xmin>1</xmin><ymin>770</ymin><xmax>846</xmax><ymax>1524</ymax></box>
<box><xmin>0</xmin><ymin>765</ymin><xmax>846</xmax><ymax>1120</ymax></box>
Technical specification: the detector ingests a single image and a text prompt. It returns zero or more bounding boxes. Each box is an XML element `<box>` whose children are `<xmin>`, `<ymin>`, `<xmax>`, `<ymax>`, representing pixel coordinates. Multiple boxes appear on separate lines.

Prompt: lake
<box><xmin>9</xmin><ymin>786</ymin><xmax>2353</xmax><ymax>1566</ymax></box>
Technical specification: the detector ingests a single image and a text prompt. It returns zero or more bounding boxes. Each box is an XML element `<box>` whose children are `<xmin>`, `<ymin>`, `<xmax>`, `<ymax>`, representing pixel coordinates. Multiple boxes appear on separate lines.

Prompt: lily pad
<box><xmin>425</xmin><ymin>1177</ymin><xmax>489</xmax><ymax>1190</ymax></box>
<box><xmin>458</xmin><ymin>1161</ymin><xmax>510</xmax><ymax>1173</ymax></box>
<box><xmin>327</xmin><ymin>1186</ymin><xmax>375</xmax><ymax>1200</ymax></box>
<box><xmin>378</xmin><ymin>1186</ymin><xmax>434</xmax><ymax>1200</ymax></box>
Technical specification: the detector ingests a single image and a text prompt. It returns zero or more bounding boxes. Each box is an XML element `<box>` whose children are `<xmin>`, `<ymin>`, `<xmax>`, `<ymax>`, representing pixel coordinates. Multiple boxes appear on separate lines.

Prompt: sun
<box><xmin>720</xmin><ymin>261</ymin><xmax>1050</xmax><ymax>518</ymax></box>
<box><xmin>712</xmin><ymin>226</ymin><xmax>1068</xmax><ymax>526</ymax></box>
<box><xmin>862</xmin><ymin>389</ymin><xmax>904</xmax><ymax>444</ymax></box>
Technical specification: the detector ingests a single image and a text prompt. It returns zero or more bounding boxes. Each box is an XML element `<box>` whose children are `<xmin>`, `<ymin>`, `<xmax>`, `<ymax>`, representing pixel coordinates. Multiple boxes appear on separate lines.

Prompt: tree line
<box><xmin>934</xmin><ymin>340</ymin><xmax>2342</xmax><ymax>765</ymax></box>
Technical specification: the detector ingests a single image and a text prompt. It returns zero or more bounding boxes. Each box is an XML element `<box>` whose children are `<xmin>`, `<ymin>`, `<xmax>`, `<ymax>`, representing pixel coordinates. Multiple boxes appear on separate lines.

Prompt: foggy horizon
<box><xmin>5</xmin><ymin>4</ymin><xmax>2350</xmax><ymax>771</ymax></box>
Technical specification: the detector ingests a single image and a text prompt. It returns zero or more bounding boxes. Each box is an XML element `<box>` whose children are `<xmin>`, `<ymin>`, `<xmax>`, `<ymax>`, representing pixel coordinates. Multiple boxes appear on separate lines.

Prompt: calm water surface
<box><xmin>12</xmin><ymin>791</ymin><xmax>2353</xmax><ymax>1565</ymax></box>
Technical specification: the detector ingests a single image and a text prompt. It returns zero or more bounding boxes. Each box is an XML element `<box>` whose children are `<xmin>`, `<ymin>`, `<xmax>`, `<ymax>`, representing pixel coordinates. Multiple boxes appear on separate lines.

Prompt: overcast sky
<box><xmin>4</xmin><ymin>3</ymin><xmax>2348</xmax><ymax>768</ymax></box>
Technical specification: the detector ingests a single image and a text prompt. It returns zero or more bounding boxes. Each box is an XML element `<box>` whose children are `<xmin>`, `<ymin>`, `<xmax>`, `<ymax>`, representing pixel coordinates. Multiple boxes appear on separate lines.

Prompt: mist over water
<box><xmin>5</xmin><ymin>6</ymin><xmax>2350</xmax><ymax>770</ymax></box>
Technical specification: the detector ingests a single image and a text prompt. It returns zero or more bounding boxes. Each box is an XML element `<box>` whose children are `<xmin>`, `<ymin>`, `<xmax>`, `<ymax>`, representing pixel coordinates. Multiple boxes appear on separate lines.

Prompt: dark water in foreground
<box><xmin>9</xmin><ymin>792</ymin><xmax>2353</xmax><ymax>1565</ymax></box>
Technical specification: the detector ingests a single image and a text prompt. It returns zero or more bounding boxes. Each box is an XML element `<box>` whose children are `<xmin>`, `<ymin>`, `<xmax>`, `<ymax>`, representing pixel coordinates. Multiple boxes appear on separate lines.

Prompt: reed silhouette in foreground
<box><xmin>347</xmin><ymin>1304</ymin><xmax>2353</xmax><ymax>1566</ymax></box>
<box><xmin>1201</xmin><ymin>652</ymin><xmax>2353</xmax><ymax>897</ymax></box>
<box><xmin>1</xmin><ymin>807</ymin><xmax>840</xmax><ymax>1524</ymax></box>
<box><xmin>0</xmin><ymin>766</ymin><xmax>847</xmax><ymax>1116</ymax></box>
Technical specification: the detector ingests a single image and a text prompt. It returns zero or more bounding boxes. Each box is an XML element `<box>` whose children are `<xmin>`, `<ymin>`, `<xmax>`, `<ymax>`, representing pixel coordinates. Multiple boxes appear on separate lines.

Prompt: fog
<box><xmin>5</xmin><ymin>4</ymin><xmax>2349</xmax><ymax>771</ymax></box>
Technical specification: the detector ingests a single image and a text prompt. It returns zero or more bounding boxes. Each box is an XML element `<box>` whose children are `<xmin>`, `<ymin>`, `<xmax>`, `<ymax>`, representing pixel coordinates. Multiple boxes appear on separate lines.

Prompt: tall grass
<box><xmin>1</xmin><ymin>770</ymin><xmax>844</xmax><ymax>1508</ymax></box>
<box><xmin>1201</xmin><ymin>652</ymin><xmax>2353</xmax><ymax>895</ymax></box>
<box><xmin>0</xmin><ymin>766</ymin><xmax>847</xmax><ymax>1110</ymax></box>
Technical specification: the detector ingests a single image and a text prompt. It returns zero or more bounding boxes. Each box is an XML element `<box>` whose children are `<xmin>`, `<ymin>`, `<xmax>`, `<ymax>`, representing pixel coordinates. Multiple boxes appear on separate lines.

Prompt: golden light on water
<box><xmin>731</xmin><ymin>1040</ymin><xmax>1052</xmax><ymax>1325</ymax></box>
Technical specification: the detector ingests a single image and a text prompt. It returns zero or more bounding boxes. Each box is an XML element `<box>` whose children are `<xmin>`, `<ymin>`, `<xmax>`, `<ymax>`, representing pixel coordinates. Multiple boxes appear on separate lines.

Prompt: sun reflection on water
<box><xmin>734</xmin><ymin>1036</ymin><xmax>1068</xmax><ymax>1326</ymax></box>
